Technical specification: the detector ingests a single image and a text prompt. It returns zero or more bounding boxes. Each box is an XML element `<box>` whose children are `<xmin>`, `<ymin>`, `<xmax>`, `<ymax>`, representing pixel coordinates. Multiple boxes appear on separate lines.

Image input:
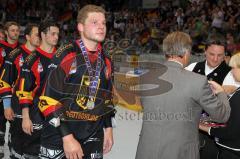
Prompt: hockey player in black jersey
<box><xmin>15</xmin><ymin>21</ymin><xmax>59</xmax><ymax>159</ymax></box>
<box><xmin>38</xmin><ymin>5</ymin><xmax>115</xmax><ymax>159</ymax></box>
<box><xmin>0</xmin><ymin>21</ymin><xmax>20</xmax><ymax>158</ymax></box>
<box><xmin>0</xmin><ymin>23</ymin><xmax>40</xmax><ymax>159</ymax></box>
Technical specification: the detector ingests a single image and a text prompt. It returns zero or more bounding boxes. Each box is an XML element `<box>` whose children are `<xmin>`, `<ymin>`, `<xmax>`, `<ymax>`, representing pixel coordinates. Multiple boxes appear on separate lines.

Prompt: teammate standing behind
<box><xmin>16</xmin><ymin>20</ymin><xmax>59</xmax><ymax>159</ymax></box>
<box><xmin>0</xmin><ymin>23</ymin><xmax>40</xmax><ymax>159</ymax></box>
<box><xmin>0</xmin><ymin>21</ymin><xmax>20</xmax><ymax>158</ymax></box>
<box><xmin>0</xmin><ymin>21</ymin><xmax>20</xmax><ymax>68</ymax></box>
<box><xmin>0</xmin><ymin>23</ymin><xmax>6</xmax><ymax>159</ymax></box>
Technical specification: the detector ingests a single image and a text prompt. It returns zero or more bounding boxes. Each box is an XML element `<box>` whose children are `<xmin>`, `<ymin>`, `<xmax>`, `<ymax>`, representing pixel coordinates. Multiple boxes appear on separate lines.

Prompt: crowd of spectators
<box><xmin>1</xmin><ymin>0</ymin><xmax>240</xmax><ymax>55</ymax></box>
<box><xmin>106</xmin><ymin>0</ymin><xmax>240</xmax><ymax>55</ymax></box>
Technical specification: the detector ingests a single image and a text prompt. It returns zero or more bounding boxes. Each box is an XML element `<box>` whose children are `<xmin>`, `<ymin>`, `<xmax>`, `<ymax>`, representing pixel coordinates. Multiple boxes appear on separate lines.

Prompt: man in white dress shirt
<box><xmin>185</xmin><ymin>35</ymin><xmax>240</xmax><ymax>92</ymax></box>
<box><xmin>185</xmin><ymin>34</ymin><xmax>239</xmax><ymax>159</ymax></box>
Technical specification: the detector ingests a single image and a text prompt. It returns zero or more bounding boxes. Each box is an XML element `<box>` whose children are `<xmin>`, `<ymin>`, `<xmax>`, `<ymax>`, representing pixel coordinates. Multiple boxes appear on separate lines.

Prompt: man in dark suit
<box><xmin>135</xmin><ymin>31</ymin><xmax>231</xmax><ymax>159</ymax></box>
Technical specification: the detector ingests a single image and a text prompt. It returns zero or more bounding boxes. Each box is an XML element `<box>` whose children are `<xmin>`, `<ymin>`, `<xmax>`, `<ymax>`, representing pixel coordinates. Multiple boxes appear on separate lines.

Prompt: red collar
<box><xmin>21</xmin><ymin>44</ymin><xmax>32</xmax><ymax>55</ymax></box>
<box><xmin>0</xmin><ymin>40</ymin><xmax>18</xmax><ymax>48</ymax></box>
<box><xmin>36</xmin><ymin>47</ymin><xmax>56</xmax><ymax>58</ymax></box>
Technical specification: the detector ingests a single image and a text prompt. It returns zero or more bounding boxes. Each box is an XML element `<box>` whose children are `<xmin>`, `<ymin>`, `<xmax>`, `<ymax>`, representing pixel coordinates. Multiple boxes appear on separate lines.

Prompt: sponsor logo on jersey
<box><xmin>38</xmin><ymin>62</ymin><xmax>43</xmax><ymax>72</ymax></box>
<box><xmin>19</xmin><ymin>56</ymin><xmax>24</xmax><ymax>67</ymax></box>
<box><xmin>69</xmin><ymin>58</ymin><xmax>77</xmax><ymax>74</ymax></box>
<box><xmin>1</xmin><ymin>49</ymin><xmax>6</xmax><ymax>57</ymax></box>
<box><xmin>48</xmin><ymin>63</ymin><xmax>57</xmax><ymax>69</ymax></box>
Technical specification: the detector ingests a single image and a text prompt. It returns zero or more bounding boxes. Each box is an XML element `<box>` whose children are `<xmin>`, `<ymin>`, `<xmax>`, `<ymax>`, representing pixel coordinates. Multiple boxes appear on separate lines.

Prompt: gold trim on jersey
<box><xmin>16</xmin><ymin>90</ymin><xmax>33</xmax><ymax>100</ymax></box>
<box><xmin>0</xmin><ymin>80</ymin><xmax>11</xmax><ymax>89</ymax></box>
<box><xmin>25</xmin><ymin>52</ymin><xmax>36</xmax><ymax>64</ymax></box>
<box><xmin>65</xmin><ymin>110</ymin><xmax>99</xmax><ymax>121</ymax></box>
<box><xmin>9</xmin><ymin>48</ymin><xmax>20</xmax><ymax>59</ymax></box>
<box><xmin>0</xmin><ymin>69</ymin><xmax>5</xmax><ymax>79</ymax></box>
<box><xmin>55</xmin><ymin>44</ymin><xmax>73</xmax><ymax>58</ymax></box>
<box><xmin>38</xmin><ymin>96</ymin><xmax>62</xmax><ymax>112</ymax></box>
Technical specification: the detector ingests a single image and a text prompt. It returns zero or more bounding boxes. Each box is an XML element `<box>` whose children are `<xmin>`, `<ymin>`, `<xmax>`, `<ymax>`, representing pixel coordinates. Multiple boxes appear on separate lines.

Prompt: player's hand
<box><xmin>22</xmin><ymin>107</ymin><xmax>33</xmax><ymax>135</ymax></box>
<box><xmin>103</xmin><ymin>127</ymin><xmax>114</xmax><ymax>154</ymax></box>
<box><xmin>22</xmin><ymin>117</ymin><xmax>33</xmax><ymax>135</ymax></box>
<box><xmin>4</xmin><ymin>107</ymin><xmax>14</xmax><ymax>121</ymax></box>
<box><xmin>63</xmin><ymin>134</ymin><xmax>84</xmax><ymax>159</ymax></box>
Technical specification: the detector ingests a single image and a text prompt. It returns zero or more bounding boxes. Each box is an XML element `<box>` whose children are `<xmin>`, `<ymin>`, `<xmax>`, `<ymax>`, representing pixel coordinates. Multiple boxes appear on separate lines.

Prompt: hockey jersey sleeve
<box><xmin>38</xmin><ymin>65</ymin><xmax>67</xmax><ymax>117</ymax></box>
<box><xmin>39</xmin><ymin>63</ymin><xmax>73</xmax><ymax>137</ymax></box>
<box><xmin>102</xmin><ymin>53</ymin><xmax>116</xmax><ymax>128</ymax></box>
<box><xmin>16</xmin><ymin>52</ymin><xmax>37</xmax><ymax>108</ymax></box>
<box><xmin>0</xmin><ymin>48</ymin><xmax>20</xmax><ymax>99</ymax></box>
<box><xmin>38</xmin><ymin>44</ymin><xmax>75</xmax><ymax>137</ymax></box>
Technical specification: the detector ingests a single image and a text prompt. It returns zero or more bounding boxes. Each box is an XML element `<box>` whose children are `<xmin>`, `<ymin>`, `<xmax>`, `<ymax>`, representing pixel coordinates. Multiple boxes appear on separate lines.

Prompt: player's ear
<box><xmin>77</xmin><ymin>23</ymin><xmax>84</xmax><ymax>32</ymax></box>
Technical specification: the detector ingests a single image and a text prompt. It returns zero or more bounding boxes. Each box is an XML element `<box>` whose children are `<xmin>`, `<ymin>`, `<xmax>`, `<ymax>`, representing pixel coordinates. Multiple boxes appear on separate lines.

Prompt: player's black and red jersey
<box><xmin>0</xmin><ymin>45</ymin><xmax>31</xmax><ymax>100</ymax></box>
<box><xmin>0</xmin><ymin>40</ymin><xmax>19</xmax><ymax>69</ymax></box>
<box><xmin>38</xmin><ymin>40</ymin><xmax>115</xmax><ymax>149</ymax></box>
<box><xmin>16</xmin><ymin>47</ymin><xmax>56</xmax><ymax>123</ymax></box>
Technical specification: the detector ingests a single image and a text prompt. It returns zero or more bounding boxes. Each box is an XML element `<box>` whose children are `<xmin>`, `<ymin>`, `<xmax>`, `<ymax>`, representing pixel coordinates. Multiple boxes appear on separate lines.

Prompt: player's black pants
<box><xmin>39</xmin><ymin>130</ymin><xmax>104</xmax><ymax>159</ymax></box>
<box><xmin>0</xmin><ymin>101</ymin><xmax>6</xmax><ymax>146</ymax></box>
<box><xmin>9</xmin><ymin>118</ymin><xmax>41</xmax><ymax>159</ymax></box>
